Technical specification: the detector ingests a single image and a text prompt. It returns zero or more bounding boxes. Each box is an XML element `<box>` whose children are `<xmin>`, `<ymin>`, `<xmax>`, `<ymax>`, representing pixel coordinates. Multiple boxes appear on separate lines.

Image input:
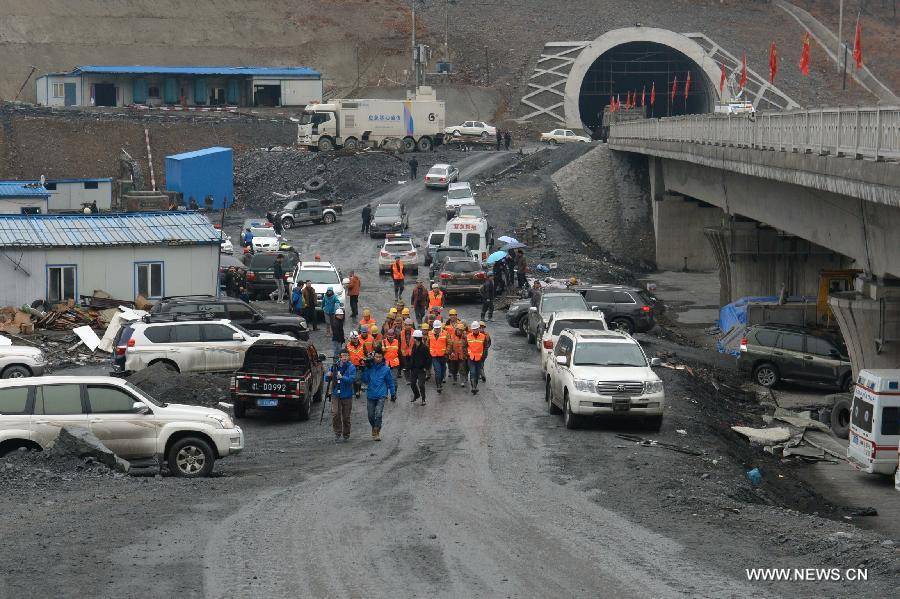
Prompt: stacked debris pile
<box><xmin>28</xmin><ymin>304</ymin><xmax>102</xmax><ymax>331</ymax></box>
<box><xmin>128</xmin><ymin>362</ymin><xmax>231</xmax><ymax>408</ymax></box>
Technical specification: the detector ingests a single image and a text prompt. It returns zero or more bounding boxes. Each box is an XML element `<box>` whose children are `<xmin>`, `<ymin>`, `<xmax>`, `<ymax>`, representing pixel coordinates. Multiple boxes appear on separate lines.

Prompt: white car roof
<box><xmin>298</xmin><ymin>262</ymin><xmax>337</xmax><ymax>269</ymax></box>
<box><xmin>448</xmin><ymin>182</ymin><xmax>471</xmax><ymax>191</ymax></box>
<box><xmin>430</xmin><ymin>164</ymin><xmax>452</xmax><ymax>170</ymax></box>
<box><xmin>137</xmin><ymin>318</ymin><xmax>233</xmax><ymax>327</ymax></box>
<box><xmin>564</xmin><ymin>330</ymin><xmax>634</xmax><ymax>343</ymax></box>
<box><xmin>550</xmin><ymin>311</ymin><xmax>607</xmax><ymax>321</ymax></box>
<box><xmin>0</xmin><ymin>375</ymin><xmax>128</xmax><ymax>388</ymax></box>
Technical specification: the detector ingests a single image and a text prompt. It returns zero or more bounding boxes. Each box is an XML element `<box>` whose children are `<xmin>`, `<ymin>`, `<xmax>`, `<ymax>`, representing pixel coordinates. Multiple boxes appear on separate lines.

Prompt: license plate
<box><xmin>262</xmin><ymin>274</ymin><xmax>273</xmax><ymax>279</ymax></box>
<box><xmin>612</xmin><ymin>396</ymin><xmax>631</xmax><ymax>412</ymax></box>
<box><xmin>257</xmin><ymin>398</ymin><xmax>279</xmax><ymax>407</ymax></box>
<box><xmin>247</xmin><ymin>381</ymin><xmax>288</xmax><ymax>393</ymax></box>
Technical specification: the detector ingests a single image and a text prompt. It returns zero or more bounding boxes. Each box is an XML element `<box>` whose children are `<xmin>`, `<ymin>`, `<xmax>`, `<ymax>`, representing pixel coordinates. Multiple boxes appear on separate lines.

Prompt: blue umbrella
<box><xmin>486</xmin><ymin>250</ymin><xmax>507</xmax><ymax>264</ymax></box>
<box><xmin>499</xmin><ymin>241</ymin><xmax>528</xmax><ymax>252</ymax></box>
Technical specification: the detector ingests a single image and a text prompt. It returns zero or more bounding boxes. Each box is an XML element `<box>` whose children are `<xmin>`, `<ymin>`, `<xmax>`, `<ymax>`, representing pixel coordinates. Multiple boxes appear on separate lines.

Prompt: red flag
<box><xmin>769</xmin><ymin>42</ymin><xmax>778</xmax><ymax>82</ymax></box>
<box><xmin>853</xmin><ymin>15</ymin><xmax>863</xmax><ymax>69</ymax></box>
<box><xmin>670</xmin><ymin>76</ymin><xmax>677</xmax><ymax>102</ymax></box>
<box><xmin>684</xmin><ymin>71</ymin><xmax>691</xmax><ymax>100</ymax></box>
<box><xmin>626</xmin><ymin>91</ymin><xmax>632</xmax><ymax>108</ymax></box>
<box><xmin>610</xmin><ymin>97</ymin><xmax>616</xmax><ymax>112</ymax></box>
<box><xmin>799</xmin><ymin>32</ymin><xmax>810</xmax><ymax>76</ymax></box>
<box><xmin>740</xmin><ymin>52</ymin><xmax>748</xmax><ymax>89</ymax></box>
<box><xmin>641</xmin><ymin>86</ymin><xmax>646</xmax><ymax>107</ymax></box>
<box><xmin>650</xmin><ymin>82</ymin><xmax>656</xmax><ymax>106</ymax></box>
<box><xmin>630</xmin><ymin>91</ymin><xmax>635</xmax><ymax>108</ymax></box>
<box><xmin>719</xmin><ymin>63</ymin><xmax>726</xmax><ymax>93</ymax></box>
<box><xmin>616</xmin><ymin>94</ymin><xmax>621</xmax><ymax>111</ymax></box>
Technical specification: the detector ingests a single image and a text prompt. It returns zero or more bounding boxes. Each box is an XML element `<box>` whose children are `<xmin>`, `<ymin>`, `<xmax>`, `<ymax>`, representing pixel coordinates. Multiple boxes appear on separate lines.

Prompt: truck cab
<box><xmin>847</xmin><ymin>369</ymin><xmax>900</xmax><ymax>476</ymax></box>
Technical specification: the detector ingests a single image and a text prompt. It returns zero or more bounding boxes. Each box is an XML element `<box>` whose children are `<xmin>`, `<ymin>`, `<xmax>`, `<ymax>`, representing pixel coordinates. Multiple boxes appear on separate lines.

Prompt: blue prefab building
<box><xmin>165</xmin><ymin>147</ymin><xmax>234</xmax><ymax>210</ymax></box>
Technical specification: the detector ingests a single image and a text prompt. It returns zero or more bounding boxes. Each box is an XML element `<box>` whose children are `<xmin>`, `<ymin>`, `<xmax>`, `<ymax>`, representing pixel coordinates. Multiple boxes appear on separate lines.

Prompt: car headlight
<box><xmin>33</xmin><ymin>352</ymin><xmax>47</xmax><ymax>365</ymax></box>
<box><xmin>207</xmin><ymin>413</ymin><xmax>234</xmax><ymax>429</ymax></box>
<box><xmin>394</xmin><ymin>221</ymin><xmax>402</xmax><ymax>226</ymax></box>
<box><xmin>644</xmin><ymin>380</ymin><xmax>664</xmax><ymax>394</ymax></box>
<box><xmin>573</xmin><ymin>379</ymin><xmax>597</xmax><ymax>393</ymax></box>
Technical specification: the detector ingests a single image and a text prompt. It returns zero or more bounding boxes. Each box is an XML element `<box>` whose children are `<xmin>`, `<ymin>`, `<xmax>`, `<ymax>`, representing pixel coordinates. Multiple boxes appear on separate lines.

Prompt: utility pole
<box><xmin>444</xmin><ymin>0</ymin><xmax>450</xmax><ymax>61</ymax></box>
<box><xmin>838</xmin><ymin>0</ymin><xmax>844</xmax><ymax>73</ymax></box>
<box><xmin>411</xmin><ymin>2</ymin><xmax>417</xmax><ymax>87</ymax></box>
<box><xmin>484</xmin><ymin>46</ymin><xmax>490</xmax><ymax>85</ymax></box>
<box><xmin>842</xmin><ymin>42</ymin><xmax>850</xmax><ymax>90</ymax></box>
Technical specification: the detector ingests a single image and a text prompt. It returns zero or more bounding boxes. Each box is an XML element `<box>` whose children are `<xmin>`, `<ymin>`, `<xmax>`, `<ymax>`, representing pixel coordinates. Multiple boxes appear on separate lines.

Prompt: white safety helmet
<box><xmin>412</xmin><ymin>329</ymin><xmax>424</xmax><ymax>338</ymax></box>
<box><xmin>350</xmin><ymin>330</ymin><xmax>359</xmax><ymax>339</ymax></box>
<box><xmin>470</xmin><ymin>321</ymin><xmax>480</xmax><ymax>330</ymax></box>
<box><xmin>432</xmin><ymin>320</ymin><xmax>442</xmax><ymax>328</ymax></box>
<box><xmin>335</xmin><ymin>308</ymin><xmax>344</xmax><ymax>315</ymax></box>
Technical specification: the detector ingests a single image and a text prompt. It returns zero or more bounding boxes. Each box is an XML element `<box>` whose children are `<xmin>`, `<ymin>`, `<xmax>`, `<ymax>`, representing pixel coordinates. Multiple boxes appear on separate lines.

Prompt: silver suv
<box><xmin>0</xmin><ymin>376</ymin><xmax>243</xmax><ymax>477</ymax></box>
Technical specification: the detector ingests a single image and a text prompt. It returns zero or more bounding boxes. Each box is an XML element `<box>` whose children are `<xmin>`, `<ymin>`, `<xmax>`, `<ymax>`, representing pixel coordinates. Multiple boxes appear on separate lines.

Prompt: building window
<box><xmin>47</xmin><ymin>265</ymin><xmax>77</xmax><ymax>303</ymax></box>
<box><xmin>52</xmin><ymin>83</ymin><xmax>65</xmax><ymax>98</ymax></box>
<box><xmin>135</xmin><ymin>262</ymin><xmax>163</xmax><ymax>299</ymax></box>
<box><xmin>83</xmin><ymin>181</ymin><xmax>99</xmax><ymax>190</ymax></box>
<box><xmin>148</xmin><ymin>86</ymin><xmax>160</xmax><ymax>98</ymax></box>
<box><xmin>44</xmin><ymin>183</ymin><xmax>57</xmax><ymax>190</ymax></box>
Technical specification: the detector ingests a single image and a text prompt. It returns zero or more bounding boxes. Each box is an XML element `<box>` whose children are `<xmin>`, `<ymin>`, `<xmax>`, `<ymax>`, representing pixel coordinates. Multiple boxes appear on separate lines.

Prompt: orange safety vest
<box><xmin>399</xmin><ymin>328</ymin><xmax>414</xmax><ymax>357</ymax></box>
<box><xmin>449</xmin><ymin>333</ymin><xmax>467</xmax><ymax>361</ymax></box>
<box><xmin>428</xmin><ymin>290</ymin><xmax>444</xmax><ymax>309</ymax></box>
<box><xmin>392</xmin><ymin>261</ymin><xmax>404</xmax><ymax>280</ymax></box>
<box><xmin>382</xmin><ymin>318</ymin><xmax>397</xmax><ymax>335</ymax></box>
<box><xmin>467</xmin><ymin>332</ymin><xmax>485</xmax><ymax>361</ymax></box>
<box><xmin>347</xmin><ymin>341</ymin><xmax>365</xmax><ymax>366</ymax></box>
<box><xmin>382</xmin><ymin>338</ymin><xmax>400</xmax><ymax>367</ymax></box>
<box><xmin>359</xmin><ymin>316</ymin><xmax>377</xmax><ymax>328</ymax></box>
<box><xmin>429</xmin><ymin>330</ymin><xmax>448</xmax><ymax>357</ymax></box>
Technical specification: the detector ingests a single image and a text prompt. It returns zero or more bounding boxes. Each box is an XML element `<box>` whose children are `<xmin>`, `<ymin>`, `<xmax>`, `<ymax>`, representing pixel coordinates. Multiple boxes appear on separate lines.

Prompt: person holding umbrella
<box><xmin>516</xmin><ymin>249</ymin><xmax>528</xmax><ymax>289</ymax></box>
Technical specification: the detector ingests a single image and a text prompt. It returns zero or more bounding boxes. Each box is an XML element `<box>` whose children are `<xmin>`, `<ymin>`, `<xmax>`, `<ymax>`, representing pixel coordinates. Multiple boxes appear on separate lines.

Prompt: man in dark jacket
<box><xmin>302</xmin><ymin>280</ymin><xmax>318</xmax><ymax>330</ymax></box>
<box><xmin>361</xmin><ymin>204</ymin><xmax>372</xmax><ymax>234</ymax></box>
<box><xmin>408</xmin><ymin>156</ymin><xmax>419</xmax><ymax>180</ymax></box>
<box><xmin>480</xmin><ymin>273</ymin><xmax>495</xmax><ymax>321</ymax></box>
<box><xmin>410</xmin><ymin>279</ymin><xmax>429</xmax><ymax>324</ymax></box>
<box><xmin>269</xmin><ymin>254</ymin><xmax>286</xmax><ymax>303</ymax></box>
<box><xmin>492</xmin><ymin>260</ymin><xmax>506</xmax><ymax>295</ymax></box>
<box><xmin>272</xmin><ymin>217</ymin><xmax>283</xmax><ymax>236</ymax></box>
<box><xmin>495</xmin><ymin>130</ymin><xmax>502</xmax><ymax>151</ymax></box>
<box><xmin>504</xmin><ymin>130</ymin><xmax>512</xmax><ymax>150</ymax></box>
<box><xmin>515</xmin><ymin>249</ymin><xmax>528</xmax><ymax>289</ymax></box>
<box><xmin>407</xmin><ymin>329</ymin><xmax>431</xmax><ymax>405</ymax></box>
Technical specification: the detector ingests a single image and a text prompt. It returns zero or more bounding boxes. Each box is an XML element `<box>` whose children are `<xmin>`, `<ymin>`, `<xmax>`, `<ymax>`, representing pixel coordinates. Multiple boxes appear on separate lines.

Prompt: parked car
<box><xmin>230</xmin><ymin>340</ymin><xmax>326</xmax><ymax>421</ymax></box>
<box><xmin>369</xmin><ymin>202</ymin><xmax>409</xmax><ymax>237</ymax></box>
<box><xmin>455</xmin><ymin>204</ymin><xmax>486</xmax><ymax>219</ymax></box>
<box><xmin>539</xmin><ymin>311</ymin><xmax>608</xmax><ymax>374</ymax></box>
<box><xmin>377</xmin><ymin>234</ymin><xmax>418</xmax><ymax>275</ymax></box>
<box><xmin>423</xmin><ymin>231</ymin><xmax>446</xmax><ymax>266</ymax></box>
<box><xmin>425</xmin><ymin>164</ymin><xmax>460</xmax><ymax>189</ymax></box>
<box><xmin>151</xmin><ymin>295</ymin><xmax>308</xmax><ymax>340</ymax></box>
<box><xmin>245</xmin><ymin>251</ymin><xmax>300</xmax><ymax>300</ymax></box>
<box><xmin>540</xmin><ymin>129</ymin><xmax>591</xmax><ymax>144</ymax></box>
<box><xmin>266</xmin><ymin>198</ymin><xmax>343</xmax><ymax>229</ymax></box>
<box><xmin>429</xmin><ymin>247</ymin><xmax>473</xmax><ymax>281</ymax></box>
<box><xmin>112</xmin><ymin>318</ymin><xmax>293</xmax><ymax>375</ymax></box>
<box><xmin>506</xmin><ymin>298</ymin><xmax>532</xmax><ymax>335</ymax></box>
<box><xmin>293</xmin><ymin>261</ymin><xmax>346</xmax><ymax>311</ymax></box>
<box><xmin>737</xmin><ymin>324</ymin><xmax>853</xmax><ymax>391</ymax></box>
<box><xmin>0</xmin><ymin>344</ymin><xmax>46</xmax><ymax>379</ymax></box>
<box><xmin>0</xmin><ymin>375</ymin><xmax>242</xmax><ymax>477</ymax></box>
<box><xmin>575</xmin><ymin>284</ymin><xmax>656</xmax><ymax>334</ymax></box>
<box><xmin>444</xmin><ymin>121</ymin><xmax>496</xmax><ymax>138</ymax></box>
<box><xmin>444</xmin><ymin>181</ymin><xmax>475</xmax><ymax>219</ymax></box>
<box><xmin>525</xmin><ymin>290</ymin><xmax>590</xmax><ymax>344</ymax></box>
<box><xmin>250</xmin><ymin>226</ymin><xmax>283</xmax><ymax>253</ymax></box>
<box><xmin>546</xmin><ymin>329</ymin><xmax>665</xmax><ymax>430</ymax></box>
<box><xmin>435</xmin><ymin>257</ymin><xmax>486</xmax><ymax>298</ymax></box>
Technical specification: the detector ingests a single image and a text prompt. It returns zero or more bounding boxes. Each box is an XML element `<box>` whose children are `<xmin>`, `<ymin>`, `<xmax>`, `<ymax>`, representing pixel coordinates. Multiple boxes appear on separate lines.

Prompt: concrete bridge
<box><xmin>608</xmin><ymin>107</ymin><xmax>900</xmax><ymax>373</ymax></box>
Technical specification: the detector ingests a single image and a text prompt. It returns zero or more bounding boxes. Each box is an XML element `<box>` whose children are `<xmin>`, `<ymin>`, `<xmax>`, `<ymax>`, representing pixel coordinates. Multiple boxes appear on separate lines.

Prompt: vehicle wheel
<box><xmin>292</xmin><ymin>396</ymin><xmax>311</xmax><ymax>421</ymax></box>
<box><xmin>343</xmin><ymin>137</ymin><xmax>360</xmax><ymax>151</ymax></box>
<box><xmin>282</xmin><ymin>217</ymin><xmax>295</xmax><ymax>230</ymax></box>
<box><xmin>313</xmin><ymin>382</ymin><xmax>323</xmax><ymax>403</ymax></box>
<box><xmin>322</xmin><ymin>212</ymin><xmax>336</xmax><ymax>225</ymax></box>
<box><xmin>546</xmin><ymin>380</ymin><xmax>561</xmax><ymax>415</ymax></box>
<box><xmin>830</xmin><ymin>398</ymin><xmax>851</xmax><ymax>439</ymax></box>
<box><xmin>402</xmin><ymin>137</ymin><xmax>416</xmax><ymax>153</ymax></box>
<box><xmin>527</xmin><ymin>329</ymin><xmax>536</xmax><ymax>344</ymax></box>
<box><xmin>1</xmin><ymin>365</ymin><xmax>31</xmax><ymax>379</ymax></box>
<box><xmin>611</xmin><ymin>318</ymin><xmax>634</xmax><ymax>334</ymax></box>
<box><xmin>167</xmin><ymin>437</ymin><xmax>215</xmax><ymax>478</ymax></box>
<box><xmin>417</xmin><ymin>136</ymin><xmax>433</xmax><ymax>152</ymax></box>
<box><xmin>317</xmin><ymin>137</ymin><xmax>334</xmax><ymax>152</ymax></box>
<box><xmin>549</xmin><ymin>139</ymin><xmax>558</xmax><ymax>145</ymax></box>
<box><xmin>753</xmin><ymin>363</ymin><xmax>779</xmax><ymax>388</ymax></box>
<box><xmin>645</xmin><ymin>415</ymin><xmax>663</xmax><ymax>432</ymax></box>
<box><xmin>452</xmin><ymin>129</ymin><xmax>461</xmax><ymax>136</ymax></box>
<box><xmin>149</xmin><ymin>359</ymin><xmax>180</xmax><ymax>373</ymax></box>
<box><xmin>517</xmin><ymin>316</ymin><xmax>527</xmax><ymax>336</ymax></box>
<box><xmin>563</xmin><ymin>393</ymin><xmax>579</xmax><ymax>429</ymax></box>
<box><xmin>233</xmin><ymin>401</ymin><xmax>246</xmax><ymax>419</ymax></box>
<box><xmin>480</xmin><ymin>131</ymin><xmax>489</xmax><ymax>138</ymax></box>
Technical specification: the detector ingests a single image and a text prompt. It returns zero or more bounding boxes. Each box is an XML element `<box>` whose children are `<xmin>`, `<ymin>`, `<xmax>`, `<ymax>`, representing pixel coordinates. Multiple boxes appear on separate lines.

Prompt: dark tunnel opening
<box><xmin>578</xmin><ymin>41</ymin><xmax>715</xmax><ymax>131</ymax></box>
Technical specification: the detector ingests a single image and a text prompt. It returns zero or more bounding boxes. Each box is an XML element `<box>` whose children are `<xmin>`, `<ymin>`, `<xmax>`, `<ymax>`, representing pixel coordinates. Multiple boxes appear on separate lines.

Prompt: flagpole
<box><xmin>837</xmin><ymin>0</ymin><xmax>844</xmax><ymax>73</ymax></box>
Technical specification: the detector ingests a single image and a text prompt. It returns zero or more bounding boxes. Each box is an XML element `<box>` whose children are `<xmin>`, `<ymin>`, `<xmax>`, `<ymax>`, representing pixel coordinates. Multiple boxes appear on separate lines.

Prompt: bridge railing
<box><xmin>608</xmin><ymin>106</ymin><xmax>900</xmax><ymax>161</ymax></box>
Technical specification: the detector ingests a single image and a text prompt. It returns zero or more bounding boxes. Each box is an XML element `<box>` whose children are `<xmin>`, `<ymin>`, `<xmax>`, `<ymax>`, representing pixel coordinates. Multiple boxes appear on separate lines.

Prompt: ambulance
<box><xmin>847</xmin><ymin>369</ymin><xmax>900</xmax><ymax>476</ymax></box>
<box><xmin>443</xmin><ymin>216</ymin><xmax>493</xmax><ymax>263</ymax></box>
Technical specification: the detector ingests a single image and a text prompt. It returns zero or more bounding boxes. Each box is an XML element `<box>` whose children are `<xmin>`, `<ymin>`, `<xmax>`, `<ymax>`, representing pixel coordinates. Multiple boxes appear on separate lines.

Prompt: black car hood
<box><xmin>372</xmin><ymin>215</ymin><xmax>400</xmax><ymax>224</ymax></box>
<box><xmin>259</xmin><ymin>314</ymin><xmax>305</xmax><ymax>326</ymax></box>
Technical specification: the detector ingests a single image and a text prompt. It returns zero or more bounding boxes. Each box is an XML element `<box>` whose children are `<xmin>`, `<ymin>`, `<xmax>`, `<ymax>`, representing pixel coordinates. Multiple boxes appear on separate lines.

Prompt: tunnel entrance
<box><xmin>578</xmin><ymin>41</ymin><xmax>714</xmax><ymax>131</ymax></box>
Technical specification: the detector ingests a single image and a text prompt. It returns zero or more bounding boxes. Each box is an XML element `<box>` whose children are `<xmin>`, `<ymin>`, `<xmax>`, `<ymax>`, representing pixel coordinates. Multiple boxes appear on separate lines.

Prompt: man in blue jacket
<box><xmin>360</xmin><ymin>350</ymin><xmax>396</xmax><ymax>441</ymax></box>
<box><xmin>325</xmin><ymin>349</ymin><xmax>357</xmax><ymax>443</ymax></box>
<box><xmin>322</xmin><ymin>286</ymin><xmax>342</xmax><ymax>331</ymax></box>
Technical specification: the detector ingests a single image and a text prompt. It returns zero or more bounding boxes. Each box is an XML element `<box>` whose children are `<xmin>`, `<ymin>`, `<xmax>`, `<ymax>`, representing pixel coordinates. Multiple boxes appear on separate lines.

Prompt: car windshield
<box><xmin>299</xmin><ymin>268</ymin><xmax>341</xmax><ymax>285</ymax></box>
<box><xmin>428</xmin><ymin>233</ymin><xmax>445</xmax><ymax>245</ymax></box>
<box><xmin>542</xmin><ymin>295</ymin><xmax>587</xmax><ymax>312</ymax></box>
<box><xmin>443</xmin><ymin>261</ymin><xmax>480</xmax><ymax>273</ymax></box>
<box><xmin>436</xmin><ymin>249</ymin><xmax>468</xmax><ymax>260</ymax></box>
<box><xmin>573</xmin><ymin>342</ymin><xmax>646</xmax><ymax>366</ymax></box>
<box><xmin>386</xmin><ymin>242</ymin><xmax>412</xmax><ymax>253</ymax></box>
<box><xmin>124</xmin><ymin>381</ymin><xmax>165</xmax><ymax>407</ymax></box>
<box><xmin>251</xmin><ymin>227</ymin><xmax>277</xmax><ymax>237</ymax></box>
<box><xmin>551</xmin><ymin>319</ymin><xmax>607</xmax><ymax>335</ymax></box>
<box><xmin>375</xmin><ymin>206</ymin><xmax>401</xmax><ymax>217</ymax></box>
<box><xmin>232</xmin><ymin>322</ymin><xmax>256</xmax><ymax>336</ymax></box>
<box><xmin>457</xmin><ymin>206</ymin><xmax>482</xmax><ymax>217</ymax></box>
<box><xmin>447</xmin><ymin>188</ymin><xmax>472</xmax><ymax>200</ymax></box>
<box><xmin>428</xmin><ymin>167</ymin><xmax>448</xmax><ymax>176</ymax></box>
<box><xmin>249</xmin><ymin>254</ymin><xmax>297</xmax><ymax>269</ymax></box>
<box><xmin>282</xmin><ymin>201</ymin><xmax>299</xmax><ymax>211</ymax></box>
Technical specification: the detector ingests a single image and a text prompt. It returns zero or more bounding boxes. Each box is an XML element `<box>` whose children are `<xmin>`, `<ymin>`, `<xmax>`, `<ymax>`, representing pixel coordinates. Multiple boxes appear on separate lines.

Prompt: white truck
<box><xmin>297</xmin><ymin>87</ymin><xmax>445</xmax><ymax>153</ymax></box>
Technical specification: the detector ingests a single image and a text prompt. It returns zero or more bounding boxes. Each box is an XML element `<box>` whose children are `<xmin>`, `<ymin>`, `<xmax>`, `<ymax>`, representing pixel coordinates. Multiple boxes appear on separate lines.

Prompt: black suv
<box><xmin>245</xmin><ymin>251</ymin><xmax>300</xmax><ymax>299</ymax></box>
<box><xmin>369</xmin><ymin>202</ymin><xmax>409</xmax><ymax>237</ymax></box>
<box><xmin>574</xmin><ymin>284</ymin><xmax>656</xmax><ymax>334</ymax></box>
<box><xmin>151</xmin><ymin>295</ymin><xmax>309</xmax><ymax>340</ymax></box>
<box><xmin>737</xmin><ymin>324</ymin><xmax>852</xmax><ymax>391</ymax></box>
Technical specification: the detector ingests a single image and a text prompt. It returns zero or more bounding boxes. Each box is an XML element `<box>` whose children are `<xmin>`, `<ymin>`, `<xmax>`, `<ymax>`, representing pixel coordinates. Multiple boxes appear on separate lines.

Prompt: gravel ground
<box><xmin>127</xmin><ymin>362</ymin><xmax>232</xmax><ymax>409</ymax></box>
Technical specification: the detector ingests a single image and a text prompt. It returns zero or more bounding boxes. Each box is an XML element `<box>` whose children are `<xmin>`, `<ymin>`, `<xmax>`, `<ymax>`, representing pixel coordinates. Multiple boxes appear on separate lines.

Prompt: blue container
<box><xmin>194</xmin><ymin>78</ymin><xmax>208</xmax><ymax>104</ymax></box>
<box><xmin>165</xmin><ymin>147</ymin><xmax>234</xmax><ymax>209</ymax></box>
<box><xmin>132</xmin><ymin>79</ymin><xmax>148</xmax><ymax>104</ymax></box>
<box><xmin>226</xmin><ymin>79</ymin><xmax>240</xmax><ymax>104</ymax></box>
<box><xmin>163</xmin><ymin>78</ymin><xmax>178</xmax><ymax>104</ymax></box>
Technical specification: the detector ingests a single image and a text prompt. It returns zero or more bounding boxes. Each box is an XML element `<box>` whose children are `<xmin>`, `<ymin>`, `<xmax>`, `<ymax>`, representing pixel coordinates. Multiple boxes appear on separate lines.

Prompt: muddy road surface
<box><xmin>2</xmin><ymin>148</ymin><xmax>897</xmax><ymax>598</ymax></box>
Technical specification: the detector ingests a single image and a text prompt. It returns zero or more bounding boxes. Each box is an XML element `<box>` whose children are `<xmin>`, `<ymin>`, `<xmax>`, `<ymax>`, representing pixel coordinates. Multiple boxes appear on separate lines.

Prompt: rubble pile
<box><xmin>128</xmin><ymin>362</ymin><xmax>231</xmax><ymax>408</ymax></box>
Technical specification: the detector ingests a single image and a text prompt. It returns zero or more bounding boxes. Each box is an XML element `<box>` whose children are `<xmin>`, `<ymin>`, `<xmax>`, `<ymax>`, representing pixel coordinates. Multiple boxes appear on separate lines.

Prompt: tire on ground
<box><xmin>830</xmin><ymin>397</ymin><xmax>851</xmax><ymax>439</ymax></box>
<box><xmin>303</xmin><ymin>176</ymin><xmax>326</xmax><ymax>192</ymax></box>
<box><xmin>167</xmin><ymin>436</ymin><xmax>215</xmax><ymax>478</ymax></box>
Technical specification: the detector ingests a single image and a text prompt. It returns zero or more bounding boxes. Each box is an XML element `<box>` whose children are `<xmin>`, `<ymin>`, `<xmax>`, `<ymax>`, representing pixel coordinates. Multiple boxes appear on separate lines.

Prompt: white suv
<box><xmin>539</xmin><ymin>311</ymin><xmax>608</xmax><ymax>374</ymax></box>
<box><xmin>545</xmin><ymin>329</ymin><xmax>664</xmax><ymax>430</ymax></box>
<box><xmin>444</xmin><ymin>182</ymin><xmax>475</xmax><ymax>219</ymax></box>
<box><xmin>0</xmin><ymin>376</ymin><xmax>243</xmax><ymax>477</ymax></box>
<box><xmin>0</xmin><ymin>344</ymin><xmax>47</xmax><ymax>378</ymax></box>
<box><xmin>293</xmin><ymin>261</ymin><xmax>346</xmax><ymax>310</ymax></box>
<box><xmin>113</xmin><ymin>318</ymin><xmax>293</xmax><ymax>374</ymax></box>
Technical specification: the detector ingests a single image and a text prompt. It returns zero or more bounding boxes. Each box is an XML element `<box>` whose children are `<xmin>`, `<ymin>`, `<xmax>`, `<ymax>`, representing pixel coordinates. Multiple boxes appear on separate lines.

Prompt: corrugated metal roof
<box><xmin>0</xmin><ymin>212</ymin><xmax>222</xmax><ymax>248</ymax></box>
<box><xmin>2</xmin><ymin>178</ymin><xmax>113</xmax><ymax>186</ymax></box>
<box><xmin>71</xmin><ymin>65</ymin><xmax>320</xmax><ymax>78</ymax></box>
<box><xmin>166</xmin><ymin>147</ymin><xmax>232</xmax><ymax>161</ymax></box>
<box><xmin>0</xmin><ymin>182</ymin><xmax>50</xmax><ymax>198</ymax></box>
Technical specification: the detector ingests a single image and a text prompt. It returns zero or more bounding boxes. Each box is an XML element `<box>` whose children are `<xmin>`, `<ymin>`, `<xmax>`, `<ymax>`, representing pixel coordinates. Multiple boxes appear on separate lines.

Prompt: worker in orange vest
<box><xmin>365</xmin><ymin>324</ymin><xmax>382</xmax><ymax>353</ymax></box>
<box><xmin>428</xmin><ymin>283</ymin><xmax>444</xmax><ymax>311</ymax></box>
<box><xmin>448</xmin><ymin>322</ymin><xmax>469</xmax><ymax>387</ymax></box>
<box><xmin>346</xmin><ymin>330</ymin><xmax>366</xmax><ymax>398</ymax></box>
<box><xmin>466</xmin><ymin>321</ymin><xmax>487</xmax><ymax>394</ymax></box>
<box><xmin>381</xmin><ymin>329</ymin><xmax>401</xmax><ymax>397</ymax></box>
<box><xmin>382</xmin><ymin>307</ymin><xmax>399</xmax><ymax>336</ymax></box>
<box><xmin>429</xmin><ymin>320</ymin><xmax>450</xmax><ymax>392</ymax></box>
<box><xmin>479</xmin><ymin>320</ymin><xmax>492</xmax><ymax>383</ymax></box>
<box><xmin>399</xmin><ymin>318</ymin><xmax>415</xmax><ymax>381</ymax></box>
<box><xmin>444</xmin><ymin>308</ymin><xmax>463</xmax><ymax>331</ymax></box>
<box><xmin>391</xmin><ymin>257</ymin><xmax>405</xmax><ymax>301</ymax></box>
<box><xmin>359</xmin><ymin>307</ymin><xmax>377</xmax><ymax>329</ymax></box>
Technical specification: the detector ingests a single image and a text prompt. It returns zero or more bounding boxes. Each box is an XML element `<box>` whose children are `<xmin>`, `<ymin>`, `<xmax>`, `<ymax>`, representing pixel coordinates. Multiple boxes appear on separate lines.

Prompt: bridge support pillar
<box><xmin>652</xmin><ymin>193</ymin><xmax>723</xmax><ymax>272</ymax></box>
<box><xmin>704</xmin><ymin>221</ymin><xmax>853</xmax><ymax>306</ymax></box>
<box><xmin>830</xmin><ymin>278</ymin><xmax>900</xmax><ymax>376</ymax></box>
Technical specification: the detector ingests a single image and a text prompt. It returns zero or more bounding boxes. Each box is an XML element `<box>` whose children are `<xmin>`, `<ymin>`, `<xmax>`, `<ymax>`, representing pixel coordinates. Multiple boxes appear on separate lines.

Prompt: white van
<box><xmin>847</xmin><ymin>369</ymin><xmax>900</xmax><ymax>476</ymax></box>
<box><xmin>443</xmin><ymin>216</ymin><xmax>492</xmax><ymax>263</ymax></box>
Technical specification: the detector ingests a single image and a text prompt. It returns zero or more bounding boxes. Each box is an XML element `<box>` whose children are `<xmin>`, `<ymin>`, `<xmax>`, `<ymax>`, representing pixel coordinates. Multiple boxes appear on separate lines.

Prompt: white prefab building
<box><xmin>0</xmin><ymin>182</ymin><xmax>49</xmax><ymax>215</ymax></box>
<box><xmin>0</xmin><ymin>212</ymin><xmax>221</xmax><ymax>306</ymax></box>
<box><xmin>36</xmin><ymin>65</ymin><xmax>322</xmax><ymax>108</ymax></box>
